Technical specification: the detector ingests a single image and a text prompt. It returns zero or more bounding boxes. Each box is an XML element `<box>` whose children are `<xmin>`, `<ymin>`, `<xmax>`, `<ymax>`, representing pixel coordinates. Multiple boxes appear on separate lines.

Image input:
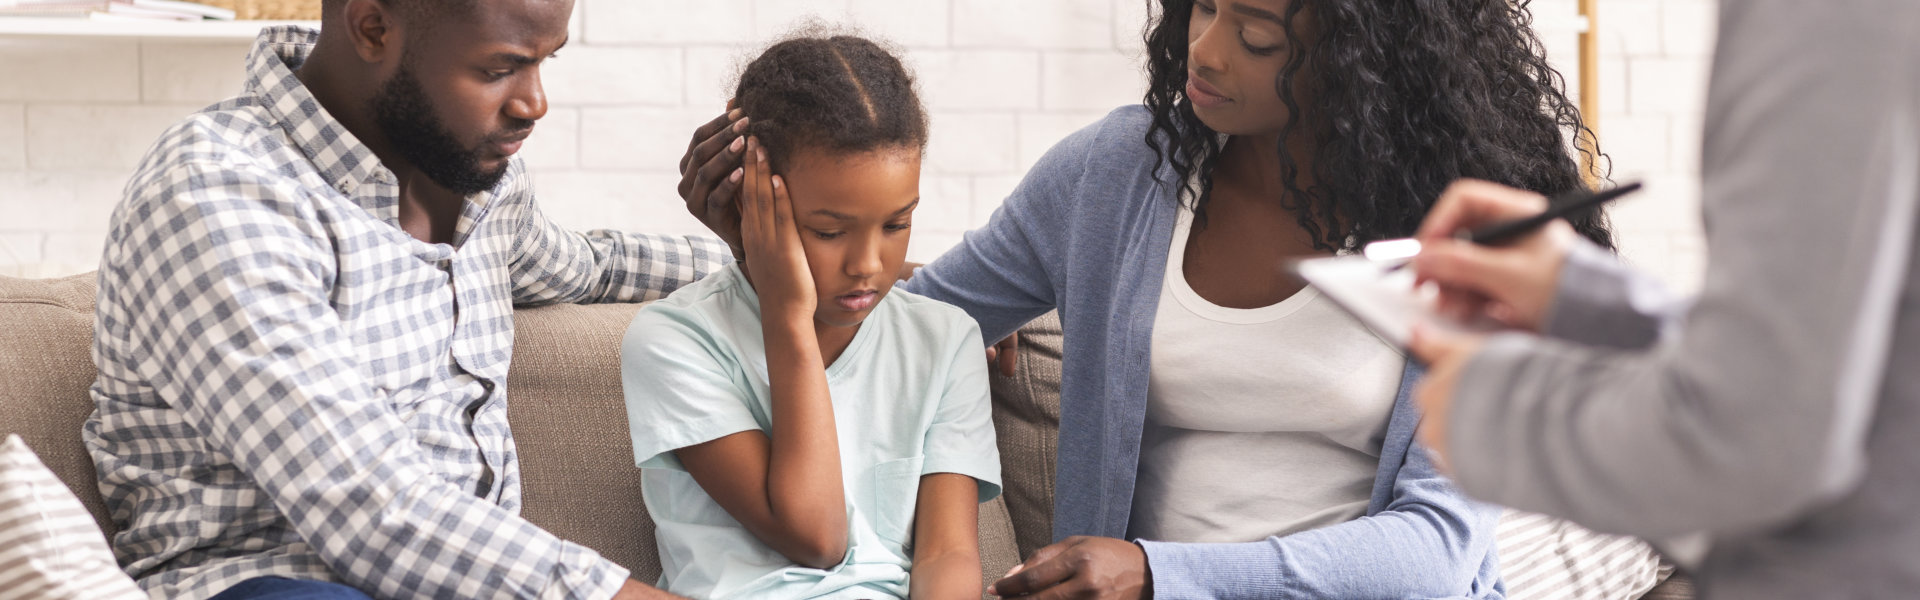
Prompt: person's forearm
<box><xmin>908</xmin><ymin>548</ymin><xmax>981</xmax><ymax>600</ymax></box>
<box><xmin>763</xmin><ymin>314</ymin><xmax>849</xmax><ymax>568</ymax></box>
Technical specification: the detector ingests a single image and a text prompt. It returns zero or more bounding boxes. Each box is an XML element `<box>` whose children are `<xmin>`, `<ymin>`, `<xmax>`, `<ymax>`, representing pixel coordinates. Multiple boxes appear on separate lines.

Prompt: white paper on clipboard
<box><xmin>1292</xmin><ymin>256</ymin><xmax>1501</xmax><ymax>348</ymax></box>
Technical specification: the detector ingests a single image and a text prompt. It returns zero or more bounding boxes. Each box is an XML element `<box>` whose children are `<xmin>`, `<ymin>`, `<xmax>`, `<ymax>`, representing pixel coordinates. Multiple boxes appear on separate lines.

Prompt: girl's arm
<box><xmin>674</xmin><ymin>138</ymin><xmax>849</xmax><ymax>569</ymax></box>
<box><xmin>908</xmin><ymin>473</ymin><xmax>984</xmax><ymax>600</ymax></box>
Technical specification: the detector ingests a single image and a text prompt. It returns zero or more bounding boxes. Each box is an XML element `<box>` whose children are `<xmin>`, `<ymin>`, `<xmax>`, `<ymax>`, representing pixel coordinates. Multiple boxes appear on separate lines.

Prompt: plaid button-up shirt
<box><xmin>84</xmin><ymin>27</ymin><xmax>730</xmax><ymax>600</ymax></box>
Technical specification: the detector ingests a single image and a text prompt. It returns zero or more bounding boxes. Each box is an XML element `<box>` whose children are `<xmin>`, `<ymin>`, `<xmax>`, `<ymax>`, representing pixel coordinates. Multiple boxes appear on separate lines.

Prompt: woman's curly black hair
<box><xmin>733</xmin><ymin>28</ymin><xmax>929</xmax><ymax>170</ymax></box>
<box><xmin>1143</xmin><ymin>0</ymin><xmax>1613</xmax><ymax>251</ymax></box>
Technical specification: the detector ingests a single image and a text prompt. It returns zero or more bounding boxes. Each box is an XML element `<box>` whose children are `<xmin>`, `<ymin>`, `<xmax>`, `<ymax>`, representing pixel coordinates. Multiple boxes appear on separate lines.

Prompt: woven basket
<box><xmin>196</xmin><ymin>0</ymin><xmax>321</xmax><ymax>21</ymax></box>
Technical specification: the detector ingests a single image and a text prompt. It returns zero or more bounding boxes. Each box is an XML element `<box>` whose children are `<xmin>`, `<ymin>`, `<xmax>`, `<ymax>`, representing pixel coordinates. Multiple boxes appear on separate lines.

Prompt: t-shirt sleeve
<box><xmin>621</xmin><ymin>302</ymin><xmax>762</xmax><ymax>471</ymax></box>
<box><xmin>919</xmin><ymin>313</ymin><xmax>1004</xmax><ymax>503</ymax></box>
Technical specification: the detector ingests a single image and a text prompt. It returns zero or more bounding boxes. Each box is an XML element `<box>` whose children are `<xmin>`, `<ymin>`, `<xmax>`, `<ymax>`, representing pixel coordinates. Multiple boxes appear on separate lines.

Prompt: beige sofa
<box><xmin>0</xmin><ymin>272</ymin><xmax>1691</xmax><ymax>599</ymax></box>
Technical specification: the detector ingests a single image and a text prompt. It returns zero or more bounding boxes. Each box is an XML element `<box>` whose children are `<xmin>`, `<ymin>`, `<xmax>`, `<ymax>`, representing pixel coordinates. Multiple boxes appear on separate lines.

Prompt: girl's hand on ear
<box><xmin>739</xmin><ymin>137</ymin><xmax>818</xmax><ymax>324</ymax></box>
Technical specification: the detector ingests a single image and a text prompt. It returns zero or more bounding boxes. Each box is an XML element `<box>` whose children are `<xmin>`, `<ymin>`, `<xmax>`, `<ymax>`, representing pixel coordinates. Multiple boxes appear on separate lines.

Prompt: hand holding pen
<box><xmin>1394</xmin><ymin>180</ymin><xmax>1640</xmax><ymax>331</ymax></box>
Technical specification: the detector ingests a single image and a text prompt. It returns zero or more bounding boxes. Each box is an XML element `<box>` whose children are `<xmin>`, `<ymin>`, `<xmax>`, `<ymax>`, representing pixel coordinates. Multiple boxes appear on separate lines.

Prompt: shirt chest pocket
<box><xmin>860</xmin><ymin>455</ymin><xmax>926</xmax><ymax>547</ymax></box>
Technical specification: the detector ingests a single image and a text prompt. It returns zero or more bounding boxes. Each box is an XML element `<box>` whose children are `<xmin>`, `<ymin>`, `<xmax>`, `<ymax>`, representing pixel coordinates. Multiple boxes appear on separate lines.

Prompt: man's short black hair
<box><xmin>322</xmin><ymin>0</ymin><xmax>478</xmax><ymax>24</ymax></box>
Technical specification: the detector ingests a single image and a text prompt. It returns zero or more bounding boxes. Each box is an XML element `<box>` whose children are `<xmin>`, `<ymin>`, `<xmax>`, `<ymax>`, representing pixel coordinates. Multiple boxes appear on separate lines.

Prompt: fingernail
<box><xmin>729</xmin><ymin>136</ymin><xmax>744</xmax><ymax>152</ymax></box>
<box><xmin>735</xmin><ymin>118</ymin><xmax>749</xmax><ymax>132</ymax></box>
<box><xmin>757</xmin><ymin>148</ymin><xmax>767</xmax><ymax>162</ymax></box>
<box><xmin>729</xmin><ymin>168</ymin><xmax>743</xmax><ymax>182</ymax></box>
<box><xmin>729</xmin><ymin>108</ymin><xmax>743</xmax><ymax>119</ymax></box>
<box><xmin>772</xmin><ymin>175</ymin><xmax>783</xmax><ymax>189</ymax></box>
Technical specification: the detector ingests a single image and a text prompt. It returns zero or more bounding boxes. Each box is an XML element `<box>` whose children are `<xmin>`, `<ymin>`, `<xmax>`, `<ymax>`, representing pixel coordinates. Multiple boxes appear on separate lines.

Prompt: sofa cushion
<box><xmin>507</xmin><ymin>302</ymin><xmax>662</xmax><ymax>579</ymax></box>
<box><xmin>0</xmin><ymin>434</ymin><xmax>145</xmax><ymax>599</ymax></box>
<box><xmin>0</xmin><ymin>274</ymin><xmax>111</xmax><ymax>539</ymax></box>
<box><xmin>0</xmin><ymin>271</ymin><xmax>1022</xmax><ymax>593</ymax></box>
<box><xmin>986</xmin><ymin>311</ymin><xmax>1063</xmax><ymax>560</ymax></box>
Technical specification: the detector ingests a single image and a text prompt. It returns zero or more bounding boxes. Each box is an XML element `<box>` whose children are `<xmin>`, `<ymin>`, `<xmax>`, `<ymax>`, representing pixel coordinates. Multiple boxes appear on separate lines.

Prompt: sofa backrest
<box><xmin>0</xmin><ymin>273</ymin><xmax>1020</xmax><ymax>591</ymax></box>
<box><xmin>986</xmin><ymin>311</ymin><xmax>1063</xmax><ymax>560</ymax></box>
<box><xmin>0</xmin><ymin>273</ymin><xmax>114</xmax><ymax>537</ymax></box>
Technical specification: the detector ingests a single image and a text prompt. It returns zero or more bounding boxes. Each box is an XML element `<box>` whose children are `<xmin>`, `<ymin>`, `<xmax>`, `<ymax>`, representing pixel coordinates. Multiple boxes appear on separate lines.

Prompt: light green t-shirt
<box><xmin>621</xmin><ymin>263</ymin><xmax>1003</xmax><ymax>600</ymax></box>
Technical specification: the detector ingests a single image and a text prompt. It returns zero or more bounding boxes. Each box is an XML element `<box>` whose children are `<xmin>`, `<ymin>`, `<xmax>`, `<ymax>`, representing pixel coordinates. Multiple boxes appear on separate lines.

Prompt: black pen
<box><xmin>1378</xmin><ymin>181</ymin><xmax>1643</xmax><ymax>271</ymax></box>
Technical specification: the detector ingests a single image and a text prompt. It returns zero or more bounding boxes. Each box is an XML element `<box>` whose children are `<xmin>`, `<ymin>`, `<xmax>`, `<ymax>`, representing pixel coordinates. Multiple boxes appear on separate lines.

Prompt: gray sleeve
<box><xmin>1540</xmin><ymin>239</ymin><xmax>1687</xmax><ymax>350</ymax></box>
<box><xmin>1445</xmin><ymin>0</ymin><xmax>1920</xmax><ymax>540</ymax></box>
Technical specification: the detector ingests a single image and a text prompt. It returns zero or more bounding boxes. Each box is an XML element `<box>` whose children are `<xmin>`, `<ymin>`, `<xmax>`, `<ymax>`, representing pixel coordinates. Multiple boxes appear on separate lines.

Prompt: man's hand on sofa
<box><xmin>987</xmin><ymin>536</ymin><xmax>1151</xmax><ymax>599</ymax></box>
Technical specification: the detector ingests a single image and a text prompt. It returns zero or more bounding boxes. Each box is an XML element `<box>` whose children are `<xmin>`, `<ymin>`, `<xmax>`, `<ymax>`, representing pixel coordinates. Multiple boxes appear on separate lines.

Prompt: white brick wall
<box><xmin>0</xmin><ymin>0</ymin><xmax>1715</xmax><ymax>291</ymax></box>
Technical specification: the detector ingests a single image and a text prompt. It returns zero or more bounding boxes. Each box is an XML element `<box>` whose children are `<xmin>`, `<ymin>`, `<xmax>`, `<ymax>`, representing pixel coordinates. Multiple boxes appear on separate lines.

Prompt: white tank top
<box><xmin>1128</xmin><ymin>201</ymin><xmax>1405</xmax><ymax>543</ymax></box>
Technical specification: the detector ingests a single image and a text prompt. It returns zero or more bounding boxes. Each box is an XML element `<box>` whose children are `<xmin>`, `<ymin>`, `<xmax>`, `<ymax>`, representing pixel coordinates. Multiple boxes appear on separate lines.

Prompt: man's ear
<box><xmin>341</xmin><ymin>0</ymin><xmax>402</xmax><ymax>64</ymax></box>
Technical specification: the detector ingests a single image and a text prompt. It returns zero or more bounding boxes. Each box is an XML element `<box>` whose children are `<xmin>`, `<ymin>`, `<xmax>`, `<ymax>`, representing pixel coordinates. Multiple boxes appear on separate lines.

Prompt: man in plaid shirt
<box><xmin>84</xmin><ymin>2</ymin><xmax>729</xmax><ymax>598</ymax></box>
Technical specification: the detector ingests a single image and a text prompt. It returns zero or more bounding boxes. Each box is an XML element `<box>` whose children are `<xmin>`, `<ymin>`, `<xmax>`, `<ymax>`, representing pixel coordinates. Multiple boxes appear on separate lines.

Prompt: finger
<box><xmin>742</xmin><ymin>138</ymin><xmax>764</xmax><ymax>225</ymax></box>
<box><xmin>735</xmin><ymin>174</ymin><xmax>759</xmax><ymax>243</ymax></box>
<box><xmin>754</xmin><ymin>145</ymin><xmax>777</xmax><ymax>223</ymax></box>
<box><xmin>992</xmin><ymin>542</ymin><xmax>1079</xmax><ymax>597</ymax></box>
<box><xmin>682</xmin><ymin>109</ymin><xmax>739</xmax><ymax>167</ymax></box>
<box><xmin>678</xmin><ymin>115</ymin><xmax>748</xmax><ymax>198</ymax></box>
<box><xmin>1411</xmin><ymin>239</ymin><xmax>1529</xmax><ymax>302</ymax></box>
<box><xmin>693</xmin><ymin>149</ymin><xmax>746</xmax><ymax>216</ymax></box>
<box><xmin>1432</xmin><ymin>285</ymin><xmax>1493</xmax><ymax>324</ymax></box>
<box><xmin>771</xmin><ymin>173</ymin><xmax>793</xmax><ymax>229</ymax></box>
<box><xmin>707</xmin><ymin>167</ymin><xmax>745</xmax><ymax>247</ymax></box>
<box><xmin>995</xmin><ymin>335</ymin><xmax>1019</xmax><ymax>377</ymax></box>
<box><xmin>1416</xmin><ymin>179</ymin><xmax>1551</xmax><ymax>240</ymax></box>
<box><xmin>1407</xmin><ymin>323</ymin><xmax>1471</xmax><ymax>365</ymax></box>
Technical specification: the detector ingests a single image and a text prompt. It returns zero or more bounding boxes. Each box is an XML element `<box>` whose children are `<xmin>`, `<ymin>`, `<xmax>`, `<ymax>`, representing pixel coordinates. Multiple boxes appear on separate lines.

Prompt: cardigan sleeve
<box><xmin>899</xmin><ymin>111</ymin><xmax>1110</xmax><ymax>343</ymax></box>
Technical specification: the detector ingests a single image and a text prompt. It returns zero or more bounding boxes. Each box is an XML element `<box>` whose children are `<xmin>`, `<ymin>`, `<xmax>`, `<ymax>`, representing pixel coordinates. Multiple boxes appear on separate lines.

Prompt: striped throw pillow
<box><xmin>1496</xmin><ymin>508</ymin><xmax>1673</xmax><ymax>600</ymax></box>
<box><xmin>0</xmin><ymin>434</ymin><xmax>145</xmax><ymax>600</ymax></box>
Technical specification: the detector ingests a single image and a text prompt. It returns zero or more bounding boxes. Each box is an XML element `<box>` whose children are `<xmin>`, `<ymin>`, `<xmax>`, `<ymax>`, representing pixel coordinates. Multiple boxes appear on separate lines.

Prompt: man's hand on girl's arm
<box><xmin>988</xmin><ymin>536</ymin><xmax>1152</xmax><ymax>599</ymax></box>
<box><xmin>909</xmin><ymin>473</ymin><xmax>985</xmax><ymax>600</ymax></box>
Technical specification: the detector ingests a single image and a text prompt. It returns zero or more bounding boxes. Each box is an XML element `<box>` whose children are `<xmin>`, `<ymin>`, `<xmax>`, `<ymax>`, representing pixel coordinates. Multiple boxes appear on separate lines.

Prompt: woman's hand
<box><xmin>738</xmin><ymin>137</ymin><xmax>817</xmax><ymax>323</ymax></box>
<box><xmin>1412</xmin><ymin>179</ymin><xmax>1578</xmax><ymax>331</ymax></box>
<box><xmin>988</xmin><ymin>536</ymin><xmax>1151</xmax><ymax>599</ymax></box>
<box><xmin>678</xmin><ymin>104</ymin><xmax>749</xmax><ymax>258</ymax></box>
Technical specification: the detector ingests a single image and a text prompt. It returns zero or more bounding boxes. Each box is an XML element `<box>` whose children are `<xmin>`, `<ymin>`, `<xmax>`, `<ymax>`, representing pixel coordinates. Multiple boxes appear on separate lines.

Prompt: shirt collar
<box><xmin>244</xmin><ymin>26</ymin><xmax>391</xmax><ymax>202</ymax></box>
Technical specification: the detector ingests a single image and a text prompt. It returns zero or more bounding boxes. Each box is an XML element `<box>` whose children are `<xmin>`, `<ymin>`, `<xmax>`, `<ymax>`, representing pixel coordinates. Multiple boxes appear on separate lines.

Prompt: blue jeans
<box><xmin>208</xmin><ymin>577</ymin><xmax>374</xmax><ymax>600</ymax></box>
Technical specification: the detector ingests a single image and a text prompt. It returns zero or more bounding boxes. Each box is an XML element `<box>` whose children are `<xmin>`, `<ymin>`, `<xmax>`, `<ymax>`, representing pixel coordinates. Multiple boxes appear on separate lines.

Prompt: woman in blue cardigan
<box><xmin>678</xmin><ymin>1</ymin><xmax>1614</xmax><ymax>597</ymax></box>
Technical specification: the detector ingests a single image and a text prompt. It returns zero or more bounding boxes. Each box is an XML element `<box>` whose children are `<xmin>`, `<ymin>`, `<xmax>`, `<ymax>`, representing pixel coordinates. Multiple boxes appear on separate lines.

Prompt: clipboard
<box><xmin>1290</xmin><ymin>255</ymin><xmax>1502</xmax><ymax>348</ymax></box>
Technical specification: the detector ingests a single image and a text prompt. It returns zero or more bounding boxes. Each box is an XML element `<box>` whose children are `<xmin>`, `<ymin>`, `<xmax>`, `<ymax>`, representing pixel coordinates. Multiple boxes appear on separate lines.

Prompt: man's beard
<box><xmin>369</xmin><ymin>65</ymin><xmax>513</xmax><ymax>196</ymax></box>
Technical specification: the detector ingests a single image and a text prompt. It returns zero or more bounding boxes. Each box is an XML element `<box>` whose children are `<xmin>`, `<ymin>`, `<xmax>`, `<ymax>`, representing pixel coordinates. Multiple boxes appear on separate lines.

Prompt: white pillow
<box><xmin>0</xmin><ymin>434</ymin><xmax>146</xmax><ymax>600</ymax></box>
<box><xmin>1496</xmin><ymin>508</ymin><xmax>1672</xmax><ymax>600</ymax></box>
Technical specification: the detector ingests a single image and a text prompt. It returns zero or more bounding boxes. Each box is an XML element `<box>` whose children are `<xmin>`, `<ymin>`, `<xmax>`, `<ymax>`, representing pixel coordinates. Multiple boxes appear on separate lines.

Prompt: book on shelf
<box><xmin>0</xmin><ymin>0</ymin><xmax>237</xmax><ymax>20</ymax></box>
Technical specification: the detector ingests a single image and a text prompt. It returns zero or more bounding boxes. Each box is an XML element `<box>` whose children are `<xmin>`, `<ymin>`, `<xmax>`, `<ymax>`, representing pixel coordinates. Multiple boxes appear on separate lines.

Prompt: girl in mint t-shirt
<box><xmin>620</xmin><ymin>30</ymin><xmax>1001</xmax><ymax>600</ymax></box>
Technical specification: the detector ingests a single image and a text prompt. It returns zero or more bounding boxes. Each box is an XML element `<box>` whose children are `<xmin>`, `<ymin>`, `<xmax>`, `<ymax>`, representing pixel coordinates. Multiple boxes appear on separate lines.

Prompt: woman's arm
<box><xmin>1134</xmin><ymin>439</ymin><xmax>1499</xmax><ymax>599</ymax></box>
<box><xmin>674</xmin><ymin>138</ymin><xmax>849</xmax><ymax>569</ymax></box>
<box><xmin>993</xmin><ymin>440</ymin><xmax>1496</xmax><ymax>599</ymax></box>
<box><xmin>909</xmin><ymin>473</ymin><xmax>984</xmax><ymax>600</ymax></box>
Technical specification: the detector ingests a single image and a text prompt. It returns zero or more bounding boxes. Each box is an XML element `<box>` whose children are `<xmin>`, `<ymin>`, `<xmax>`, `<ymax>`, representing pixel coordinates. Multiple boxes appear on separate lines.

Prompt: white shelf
<box><xmin>0</xmin><ymin>17</ymin><xmax>316</xmax><ymax>39</ymax></box>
